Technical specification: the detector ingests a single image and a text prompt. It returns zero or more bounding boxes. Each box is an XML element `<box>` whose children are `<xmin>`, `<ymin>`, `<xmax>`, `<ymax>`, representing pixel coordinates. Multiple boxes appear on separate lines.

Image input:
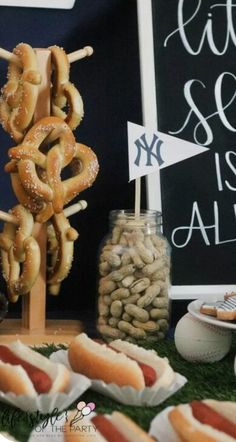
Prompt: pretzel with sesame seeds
<box><xmin>0</xmin><ymin>204</ymin><xmax>41</xmax><ymax>302</ymax></box>
<box><xmin>5</xmin><ymin>116</ymin><xmax>99</xmax><ymax>223</ymax></box>
<box><xmin>0</xmin><ymin>43</ymin><xmax>41</xmax><ymax>143</ymax></box>
<box><xmin>49</xmin><ymin>45</ymin><xmax>84</xmax><ymax>130</ymax></box>
<box><xmin>35</xmin><ymin>142</ymin><xmax>99</xmax><ymax>223</ymax></box>
<box><xmin>0</xmin><ymin>43</ymin><xmax>99</xmax><ymax>302</ymax></box>
<box><xmin>9</xmin><ymin>168</ymin><xmax>45</xmax><ymax>214</ymax></box>
<box><xmin>5</xmin><ymin>115</ymin><xmax>76</xmax><ymax>212</ymax></box>
<box><xmin>47</xmin><ymin>212</ymin><xmax>79</xmax><ymax>295</ymax></box>
<box><xmin>60</xmin><ymin>142</ymin><xmax>99</xmax><ymax>208</ymax></box>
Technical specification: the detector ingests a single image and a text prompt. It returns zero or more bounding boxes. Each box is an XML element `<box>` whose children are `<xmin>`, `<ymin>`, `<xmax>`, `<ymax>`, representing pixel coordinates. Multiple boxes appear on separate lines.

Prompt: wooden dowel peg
<box><xmin>64</xmin><ymin>200</ymin><xmax>87</xmax><ymax>217</ymax></box>
<box><xmin>0</xmin><ymin>200</ymin><xmax>88</xmax><ymax>227</ymax></box>
<box><xmin>0</xmin><ymin>210</ymin><xmax>18</xmax><ymax>225</ymax></box>
<box><xmin>0</xmin><ymin>48</ymin><xmax>20</xmax><ymax>66</ymax></box>
<box><xmin>0</xmin><ymin>45</ymin><xmax>93</xmax><ymax>66</ymax></box>
<box><xmin>67</xmin><ymin>46</ymin><xmax>93</xmax><ymax>63</ymax></box>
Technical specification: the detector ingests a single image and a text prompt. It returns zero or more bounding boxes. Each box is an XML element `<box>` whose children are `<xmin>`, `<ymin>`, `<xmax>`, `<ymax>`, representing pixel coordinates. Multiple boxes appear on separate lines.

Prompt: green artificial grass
<box><xmin>0</xmin><ymin>338</ymin><xmax>236</xmax><ymax>441</ymax></box>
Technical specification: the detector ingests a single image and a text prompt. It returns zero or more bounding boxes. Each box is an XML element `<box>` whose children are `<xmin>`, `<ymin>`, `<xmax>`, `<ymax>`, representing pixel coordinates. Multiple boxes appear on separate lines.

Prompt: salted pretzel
<box><xmin>5</xmin><ymin>116</ymin><xmax>99</xmax><ymax>222</ymax></box>
<box><xmin>0</xmin><ymin>205</ymin><xmax>41</xmax><ymax>302</ymax></box>
<box><xmin>49</xmin><ymin>45</ymin><xmax>84</xmax><ymax>130</ymax></box>
<box><xmin>0</xmin><ymin>43</ymin><xmax>41</xmax><ymax>142</ymax></box>
<box><xmin>9</xmin><ymin>169</ymin><xmax>45</xmax><ymax>214</ymax></box>
<box><xmin>49</xmin><ymin>141</ymin><xmax>99</xmax><ymax>210</ymax></box>
<box><xmin>47</xmin><ymin>212</ymin><xmax>78</xmax><ymax>295</ymax></box>
<box><xmin>5</xmin><ymin>115</ymin><xmax>77</xmax><ymax>211</ymax></box>
<box><xmin>35</xmin><ymin>142</ymin><xmax>99</xmax><ymax>223</ymax></box>
<box><xmin>49</xmin><ymin>45</ymin><xmax>69</xmax><ymax>108</ymax></box>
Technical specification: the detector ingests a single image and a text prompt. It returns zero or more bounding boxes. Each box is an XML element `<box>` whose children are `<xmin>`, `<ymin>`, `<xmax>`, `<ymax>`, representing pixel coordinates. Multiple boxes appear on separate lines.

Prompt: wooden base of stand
<box><xmin>0</xmin><ymin>319</ymin><xmax>84</xmax><ymax>345</ymax></box>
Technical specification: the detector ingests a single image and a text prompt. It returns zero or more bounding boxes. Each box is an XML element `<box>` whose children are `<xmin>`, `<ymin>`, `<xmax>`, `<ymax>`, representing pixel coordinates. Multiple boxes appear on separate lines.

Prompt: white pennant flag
<box><xmin>128</xmin><ymin>121</ymin><xmax>209</xmax><ymax>181</ymax></box>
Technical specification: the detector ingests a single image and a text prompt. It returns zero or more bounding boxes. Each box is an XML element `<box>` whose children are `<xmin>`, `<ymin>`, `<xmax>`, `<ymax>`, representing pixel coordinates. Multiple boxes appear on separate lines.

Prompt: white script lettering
<box><xmin>171</xmin><ymin>201</ymin><xmax>236</xmax><ymax>247</ymax></box>
<box><xmin>169</xmin><ymin>72</ymin><xmax>236</xmax><ymax>145</ymax></box>
<box><xmin>164</xmin><ymin>0</ymin><xmax>236</xmax><ymax>55</ymax></box>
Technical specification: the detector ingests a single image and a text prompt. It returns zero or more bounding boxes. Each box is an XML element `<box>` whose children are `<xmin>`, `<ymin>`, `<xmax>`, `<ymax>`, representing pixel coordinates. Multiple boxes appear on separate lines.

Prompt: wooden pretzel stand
<box><xmin>0</xmin><ymin>46</ymin><xmax>93</xmax><ymax>345</ymax></box>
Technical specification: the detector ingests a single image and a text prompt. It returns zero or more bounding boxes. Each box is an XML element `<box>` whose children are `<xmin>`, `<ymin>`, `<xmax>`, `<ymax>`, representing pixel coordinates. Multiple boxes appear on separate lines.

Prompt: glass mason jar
<box><xmin>96</xmin><ymin>210</ymin><xmax>171</xmax><ymax>344</ymax></box>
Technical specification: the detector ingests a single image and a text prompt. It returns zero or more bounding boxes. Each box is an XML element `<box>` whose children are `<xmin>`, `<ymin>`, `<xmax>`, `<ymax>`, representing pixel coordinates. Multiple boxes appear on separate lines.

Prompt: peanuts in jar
<box><xmin>96</xmin><ymin>210</ymin><xmax>171</xmax><ymax>344</ymax></box>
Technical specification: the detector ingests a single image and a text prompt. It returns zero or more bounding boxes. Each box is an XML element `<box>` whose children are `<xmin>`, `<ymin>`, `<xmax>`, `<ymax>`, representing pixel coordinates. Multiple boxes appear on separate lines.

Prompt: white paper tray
<box><xmin>50</xmin><ymin>349</ymin><xmax>187</xmax><ymax>407</ymax></box>
<box><xmin>0</xmin><ymin>371</ymin><xmax>91</xmax><ymax>413</ymax></box>
<box><xmin>149</xmin><ymin>406</ymin><xmax>180</xmax><ymax>442</ymax></box>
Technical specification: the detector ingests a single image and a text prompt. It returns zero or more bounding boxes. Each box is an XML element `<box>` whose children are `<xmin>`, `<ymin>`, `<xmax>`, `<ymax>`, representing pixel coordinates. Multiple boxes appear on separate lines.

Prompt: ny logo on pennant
<box><xmin>134</xmin><ymin>133</ymin><xmax>164</xmax><ymax>167</ymax></box>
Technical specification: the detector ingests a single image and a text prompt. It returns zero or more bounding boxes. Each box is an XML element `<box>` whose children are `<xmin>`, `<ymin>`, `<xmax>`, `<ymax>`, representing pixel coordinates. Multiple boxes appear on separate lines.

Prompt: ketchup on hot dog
<box><xmin>92</xmin><ymin>415</ymin><xmax>130</xmax><ymax>442</ymax></box>
<box><xmin>0</xmin><ymin>345</ymin><xmax>52</xmax><ymax>394</ymax></box>
<box><xmin>132</xmin><ymin>360</ymin><xmax>156</xmax><ymax>387</ymax></box>
<box><xmin>191</xmin><ymin>401</ymin><xmax>236</xmax><ymax>438</ymax></box>
<box><xmin>107</xmin><ymin>344</ymin><xmax>157</xmax><ymax>387</ymax></box>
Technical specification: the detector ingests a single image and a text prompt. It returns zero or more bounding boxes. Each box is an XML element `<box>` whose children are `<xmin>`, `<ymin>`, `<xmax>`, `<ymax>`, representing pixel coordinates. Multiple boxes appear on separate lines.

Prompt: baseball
<box><xmin>174</xmin><ymin>313</ymin><xmax>232</xmax><ymax>362</ymax></box>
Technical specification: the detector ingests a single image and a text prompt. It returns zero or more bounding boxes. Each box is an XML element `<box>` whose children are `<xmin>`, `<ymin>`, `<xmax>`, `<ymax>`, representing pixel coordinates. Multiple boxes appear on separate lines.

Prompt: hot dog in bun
<box><xmin>169</xmin><ymin>399</ymin><xmax>236</xmax><ymax>441</ymax></box>
<box><xmin>68</xmin><ymin>333</ymin><xmax>175</xmax><ymax>390</ymax></box>
<box><xmin>0</xmin><ymin>340</ymin><xmax>70</xmax><ymax>396</ymax></box>
<box><xmin>65</xmin><ymin>410</ymin><xmax>155</xmax><ymax>442</ymax></box>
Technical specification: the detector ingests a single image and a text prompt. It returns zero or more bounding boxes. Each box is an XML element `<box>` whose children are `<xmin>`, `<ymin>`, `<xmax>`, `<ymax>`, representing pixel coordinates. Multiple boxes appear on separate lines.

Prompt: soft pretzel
<box><xmin>6</xmin><ymin>159</ymin><xmax>49</xmax><ymax>214</ymax></box>
<box><xmin>0</xmin><ymin>43</ymin><xmax>41</xmax><ymax>142</ymax></box>
<box><xmin>0</xmin><ymin>43</ymin><xmax>98</xmax><ymax>302</ymax></box>
<box><xmin>9</xmin><ymin>204</ymin><xmax>34</xmax><ymax>262</ymax></box>
<box><xmin>47</xmin><ymin>212</ymin><xmax>78</xmax><ymax>295</ymax></box>
<box><xmin>9</xmin><ymin>170</ymin><xmax>45</xmax><ymax>214</ymax></box>
<box><xmin>49</xmin><ymin>45</ymin><xmax>69</xmax><ymax>108</ymax></box>
<box><xmin>5</xmin><ymin>116</ymin><xmax>76</xmax><ymax>211</ymax></box>
<box><xmin>35</xmin><ymin>142</ymin><xmax>99</xmax><ymax>223</ymax></box>
<box><xmin>47</xmin><ymin>141</ymin><xmax>99</xmax><ymax>210</ymax></box>
<box><xmin>0</xmin><ymin>220</ymin><xmax>15</xmax><ymax>292</ymax></box>
<box><xmin>49</xmin><ymin>45</ymin><xmax>84</xmax><ymax>130</ymax></box>
<box><xmin>52</xmin><ymin>82</ymin><xmax>84</xmax><ymax>130</ymax></box>
<box><xmin>7</xmin><ymin>237</ymin><xmax>40</xmax><ymax>302</ymax></box>
<box><xmin>6</xmin><ymin>124</ymin><xmax>99</xmax><ymax>223</ymax></box>
<box><xmin>0</xmin><ymin>205</ymin><xmax>40</xmax><ymax>302</ymax></box>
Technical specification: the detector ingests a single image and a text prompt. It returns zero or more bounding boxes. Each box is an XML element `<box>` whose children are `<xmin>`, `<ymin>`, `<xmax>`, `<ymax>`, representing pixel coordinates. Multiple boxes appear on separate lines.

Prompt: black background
<box><xmin>152</xmin><ymin>0</ymin><xmax>236</xmax><ymax>286</ymax></box>
<box><xmin>0</xmin><ymin>0</ymin><xmax>145</xmax><ymax>320</ymax></box>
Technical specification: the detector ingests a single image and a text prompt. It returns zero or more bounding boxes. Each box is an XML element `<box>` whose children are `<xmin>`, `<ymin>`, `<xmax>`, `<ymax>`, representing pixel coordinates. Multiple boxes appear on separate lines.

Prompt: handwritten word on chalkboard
<box><xmin>152</xmin><ymin>0</ymin><xmax>236</xmax><ymax>285</ymax></box>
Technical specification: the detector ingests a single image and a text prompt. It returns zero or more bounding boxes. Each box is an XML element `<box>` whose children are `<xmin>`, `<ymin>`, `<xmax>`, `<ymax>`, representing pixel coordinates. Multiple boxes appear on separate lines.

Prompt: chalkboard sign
<box><xmin>138</xmin><ymin>0</ymin><xmax>236</xmax><ymax>298</ymax></box>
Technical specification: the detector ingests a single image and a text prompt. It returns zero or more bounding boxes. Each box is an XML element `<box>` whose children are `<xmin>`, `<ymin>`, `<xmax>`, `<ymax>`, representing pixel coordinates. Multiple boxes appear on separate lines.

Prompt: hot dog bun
<box><xmin>0</xmin><ymin>340</ymin><xmax>70</xmax><ymax>397</ymax></box>
<box><xmin>169</xmin><ymin>400</ymin><xmax>236</xmax><ymax>441</ymax></box>
<box><xmin>68</xmin><ymin>333</ymin><xmax>175</xmax><ymax>390</ymax></box>
<box><xmin>110</xmin><ymin>411</ymin><xmax>155</xmax><ymax>441</ymax></box>
<box><xmin>110</xmin><ymin>339</ymin><xmax>175</xmax><ymax>389</ymax></box>
<box><xmin>64</xmin><ymin>410</ymin><xmax>155</xmax><ymax>442</ymax></box>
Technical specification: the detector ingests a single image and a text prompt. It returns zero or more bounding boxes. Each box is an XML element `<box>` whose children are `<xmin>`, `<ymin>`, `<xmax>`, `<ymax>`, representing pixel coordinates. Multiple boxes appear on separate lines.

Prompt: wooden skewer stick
<box><xmin>0</xmin><ymin>200</ymin><xmax>88</xmax><ymax>226</ymax></box>
<box><xmin>0</xmin><ymin>46</ymin><xmax>93</xmax><ymax>66</ymax></box>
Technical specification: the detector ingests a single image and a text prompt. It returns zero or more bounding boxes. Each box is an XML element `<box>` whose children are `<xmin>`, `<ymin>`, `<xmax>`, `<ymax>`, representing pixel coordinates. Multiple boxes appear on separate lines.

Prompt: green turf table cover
<box><xmin>0</xmin><ymin>337</ymin><xmax>236</xmax><ymax>442</ymax></box>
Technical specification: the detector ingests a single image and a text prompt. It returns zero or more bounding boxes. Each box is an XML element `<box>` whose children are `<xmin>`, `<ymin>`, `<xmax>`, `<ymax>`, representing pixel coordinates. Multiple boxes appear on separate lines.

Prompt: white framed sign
<box><xmin>136</xmin><ymin>0</ymin><xmax>236</xmax><ymax>300</ymax></box>
<box><xmin>0</xmin><ymin>0</ymin><xmax>75</xmax><ymax>8</ymax></box>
